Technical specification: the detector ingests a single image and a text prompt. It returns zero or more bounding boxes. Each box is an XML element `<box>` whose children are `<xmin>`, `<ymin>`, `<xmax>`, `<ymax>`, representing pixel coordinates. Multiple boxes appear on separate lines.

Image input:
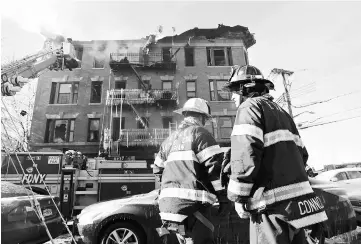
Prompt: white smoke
<box><xmin>1</xmin><ymin>0</ymin><xmax>66</xmax><ymax>39</ymax></box>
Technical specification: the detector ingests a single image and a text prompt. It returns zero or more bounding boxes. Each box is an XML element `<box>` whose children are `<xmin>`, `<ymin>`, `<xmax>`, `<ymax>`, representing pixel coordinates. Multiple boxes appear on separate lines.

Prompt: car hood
<box><xmin>79</xmin><ymin>190</ymin><xmax>159</xmax><ymax>217</ymax></box>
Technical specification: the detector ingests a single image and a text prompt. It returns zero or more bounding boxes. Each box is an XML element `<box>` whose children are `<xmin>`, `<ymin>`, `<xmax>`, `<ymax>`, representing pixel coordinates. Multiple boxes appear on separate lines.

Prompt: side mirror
<box><xmin>330</xmin><ymin>177</ymin><xmax>338</xmax><ymax>182</ymax></box>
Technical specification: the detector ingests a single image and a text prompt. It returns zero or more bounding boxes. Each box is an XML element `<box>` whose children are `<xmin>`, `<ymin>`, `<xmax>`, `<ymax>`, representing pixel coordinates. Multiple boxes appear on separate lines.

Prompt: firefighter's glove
<box><xmin>234</xmin><ymin>202</ymin><xmax>251</xmax><ymax>219</ymax></box>
<box><xmin>220</xmin><ymin>148</ymin><xmax>231</xmax><ymax>188</ymax></box>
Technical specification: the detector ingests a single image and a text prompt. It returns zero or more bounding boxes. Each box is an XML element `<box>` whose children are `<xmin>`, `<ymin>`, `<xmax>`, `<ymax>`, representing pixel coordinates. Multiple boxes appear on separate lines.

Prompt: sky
<box><xmin>1</xmin><ymin>0</ymin><xmax>361</xmax><ymax>169</ymax></box>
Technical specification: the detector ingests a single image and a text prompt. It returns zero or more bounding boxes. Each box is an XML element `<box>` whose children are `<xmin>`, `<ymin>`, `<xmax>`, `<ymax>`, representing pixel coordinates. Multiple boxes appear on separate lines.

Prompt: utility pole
<box><xmin>270</xmin><ymin>68</ymin><xmax>294</xmax><ymax>117</ymax></box>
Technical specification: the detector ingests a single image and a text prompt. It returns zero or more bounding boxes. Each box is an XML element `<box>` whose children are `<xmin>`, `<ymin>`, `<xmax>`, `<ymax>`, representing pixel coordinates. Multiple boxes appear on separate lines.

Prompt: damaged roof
<box><xmin>158</xmin><ymin>24</ymin><xmax>256</xmax><ymax>49</ymax></box>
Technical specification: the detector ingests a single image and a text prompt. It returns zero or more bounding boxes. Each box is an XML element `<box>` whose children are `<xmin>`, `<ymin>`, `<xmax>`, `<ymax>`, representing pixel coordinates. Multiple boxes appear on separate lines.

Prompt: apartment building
<box><xmin>29</xmin><ymin>24</ymin><xmax>255</xmax><ymax>161</ymax></box>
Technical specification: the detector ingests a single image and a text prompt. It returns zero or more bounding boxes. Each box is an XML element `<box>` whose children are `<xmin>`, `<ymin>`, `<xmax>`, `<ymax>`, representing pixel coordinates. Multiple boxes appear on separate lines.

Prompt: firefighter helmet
<box><xmin>174</xmin><ymin>98</ymin><xmax>211</xmax><ymax>117</ymax></box>
<box><xmin>223</xmin><ymin>65</ymin><xmax>275</xmax><ymax>91</ymax></box>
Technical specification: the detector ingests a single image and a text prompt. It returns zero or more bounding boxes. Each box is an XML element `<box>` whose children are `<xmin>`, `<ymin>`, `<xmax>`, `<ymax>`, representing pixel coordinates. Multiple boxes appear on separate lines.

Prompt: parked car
<box><xmin>75</xmin><ymin>180</ymin><xmax>358</xmax><ymax>244</ymax></box>
<box><xmin>1</xmin><ymin>181</ymin><xmax>64</xmax><ymax>244</ymax></box>
<box><xmin>314</xmin><ymin>168</ymin><xmax>361</xmax><ymax>187</ymax></box>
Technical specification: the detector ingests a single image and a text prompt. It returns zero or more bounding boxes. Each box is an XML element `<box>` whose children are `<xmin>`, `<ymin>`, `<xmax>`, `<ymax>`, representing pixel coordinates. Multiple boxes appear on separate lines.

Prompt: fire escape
<box><xmin>104</xmin><ymin>38</ymin><xmax>179</xmax><ymax>157</ymax></box>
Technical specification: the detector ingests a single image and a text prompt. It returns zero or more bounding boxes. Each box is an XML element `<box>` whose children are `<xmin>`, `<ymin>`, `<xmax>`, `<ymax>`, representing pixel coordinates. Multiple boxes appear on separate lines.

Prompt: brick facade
<box><xmin>29</xmin><ymin>28</ymin><xmax>252</xmax><ymax>159</ymax></box>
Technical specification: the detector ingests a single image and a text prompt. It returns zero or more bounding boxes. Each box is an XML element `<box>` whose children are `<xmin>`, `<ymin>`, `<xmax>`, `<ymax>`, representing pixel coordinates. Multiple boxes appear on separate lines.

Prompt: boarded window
<box><xmin>45</xmin><ymin>119</ymin><xmax>75</xmax><ymax>143</ymax></box>
<box><xmin>112</xmin><ymin>117</ymin><xmax>125</xmax><ymax>141</ymax></box>
<box><xmin>90</xmin><ymin>81</ymin><xmax>102</xmax><ymax>103</ymax></box>
<box><xmin>88</xmin><ymin>119</ymin><xmax>100</xmax><ymax>142</ymax></box>
<box><xmin>162</xmin><ymin>81</ymin><xmax>172</xmax><ymax>90</ymax></box>
<box><xmin>186</xmin><ymin>80</ymin><xmax>196</xmax><ymax>99</ymax></box>
<box><xmin>162</xmin><ymin>117</ymin><xmax>173</xmax><ymax>129</ymax></box>
<box><xmin>185</xmin><ymin>48</ymin><xmax>194</xmax><ymax>66</ymax></box>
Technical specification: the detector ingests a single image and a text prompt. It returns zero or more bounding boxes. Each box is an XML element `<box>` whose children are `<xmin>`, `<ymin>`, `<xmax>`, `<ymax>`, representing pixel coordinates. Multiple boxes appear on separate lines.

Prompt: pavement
<box><xmin>45</xmin><ymin>227</ymin><xmax>361</xmax><ymax>244</ymax></box>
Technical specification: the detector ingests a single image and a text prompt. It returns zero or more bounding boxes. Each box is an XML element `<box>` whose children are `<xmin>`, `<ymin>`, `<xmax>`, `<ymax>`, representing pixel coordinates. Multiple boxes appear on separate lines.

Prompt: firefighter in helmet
<box><xmin>222</xmin><ymin>65</ymin><xmax>328</xmax><ymax>243</ymax></box>
<box><xmin>153</xmin><ymin>98</ymin><xmax>229</xmax><ymax>244</ymax></box>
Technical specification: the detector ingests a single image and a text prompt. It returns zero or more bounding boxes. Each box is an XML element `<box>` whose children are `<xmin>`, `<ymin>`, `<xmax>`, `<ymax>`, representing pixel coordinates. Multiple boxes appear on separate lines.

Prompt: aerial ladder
<box><xmin>1</xmin><ymin>37</ymin><xmax>79</xmax><ymax>96</ymax></box>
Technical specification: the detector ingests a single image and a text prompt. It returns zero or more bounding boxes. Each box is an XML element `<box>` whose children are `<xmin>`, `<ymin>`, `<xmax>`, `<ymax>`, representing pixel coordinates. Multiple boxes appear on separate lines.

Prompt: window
<box><xmin>209</xmin><ymin>80</ymin><xmax>231</xmax><ymax>101</ymax></box>
<box><xmin>162</xmin><ymin>48</ymin><xmax>172</xmax><ymax>63</ymax></box>
<box><xmin>185</xmin><ymin>48</ymin><xmax>194</xmax><ymax>66</ymax></box>
<box><xmin>45</xmin><ymin>119</ymin><xmax>75</xmax><ymax>143</ymax></box>
<box><xmin>335</xmin><ymin>172</ymin><xmax>348</xmax><ymax>181</ymax></box>
<box><xmin>211</xmin><ymin>116</ymin><xmax>235</xmax><ymax>140</ymax></box>
<box><xmin>162</xmin><ymin>117</ymin><xmax>173</xmax><ymax>129</ymax></box>
<box><xmin>206</xmin><ymin>47</ymin><xmax>233</xmax><ymax>66</ymax></box>
<box><xmin>137</xmin><ymin>117</ymin><xmax>149</xmax><ymax>129</ymax></box>
<box><xmin>75</xmin><ymin>46</ymin><xmax>83</xmax><ymax>68</ymax></box>
<box><xmin>88</xmin><ymin>119</ymin><xmax>100</xmax><ymax>142</ymax></box>
<box><xmin>186</xmin><ymin>80</ymin><xmax>196</xmax><ymax>99</ymax></box>
<box><xmin>49</xmin><ymin>82</ymin><xmax>79</xmax><ymax>104</ymax></box>
<box><xmin>218</xmin><ymin>117</ymin><xmax>233</xmax><ymax>139</ymax></box>
<box><xmin>347</xmin><ymin>171</ymin><xmax>361</xmax><ymax>179</ymax></box>
<box><xmin>112</xmin><ymin>117</ymin><xmax>125</xmax><ymax>141</ymax></box>
<box><xmin>205</xmin><ymin>119</ymin><xmax>216</xmax><ymax>138</ymax></box>
<box><xmin>162</xmin><ymin>81</ymin><xmax>172</xmax><ymax>90</ymax></box>
<box><xmin>90</xmin><ymin>81</ymin><xmax>102</xmax><ymax>103</ymax></box>
<box><xmin>93</xmin><ymin>56</ymin><xmax>105</xmax><ymax>68</ymax></box>
<box><xmin>115</xmin><ymin>81</ymin><xmax>126</xmax><ymax>89</ymax></box>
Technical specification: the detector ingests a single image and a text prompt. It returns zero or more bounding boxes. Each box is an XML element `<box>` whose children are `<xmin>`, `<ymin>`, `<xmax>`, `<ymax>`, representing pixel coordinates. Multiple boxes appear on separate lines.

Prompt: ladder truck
<box><xmin>1</xmin><ymin>37</ymin><xmax>79</xmax><ymax>96</ymax></box>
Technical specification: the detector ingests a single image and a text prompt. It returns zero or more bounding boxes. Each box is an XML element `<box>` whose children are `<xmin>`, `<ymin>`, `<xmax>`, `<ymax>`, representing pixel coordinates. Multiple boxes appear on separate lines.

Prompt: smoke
<box><xmin>89</xmin><ymin>40</ymin><xmax>147</xmax><ymax>60</ymax></box>
<box><xmin>2</xmin><ymin>0</ymin><xmax>66</xmax><ymax>37</ymax></box>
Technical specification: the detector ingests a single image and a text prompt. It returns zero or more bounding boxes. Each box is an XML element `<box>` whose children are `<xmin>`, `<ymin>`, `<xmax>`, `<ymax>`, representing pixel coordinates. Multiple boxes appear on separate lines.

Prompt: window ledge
<box><xmin>48</xmin><ymin>104</ymin><xmax>78</xmax><ymax>106</ymax></box>
<box><xmin>209</xmin><ymin>100</ymin><xmax>233</xmax><ymax>103</ymax></box>
<box><xmin>88</xmin><ymin>103</ymin><xmax>102</xmax><ymax>105</ymax></box>
<box><xmin>92</xmin><ymin>68</ymin><xmax>105</xmax><ymax>70</ymax></box>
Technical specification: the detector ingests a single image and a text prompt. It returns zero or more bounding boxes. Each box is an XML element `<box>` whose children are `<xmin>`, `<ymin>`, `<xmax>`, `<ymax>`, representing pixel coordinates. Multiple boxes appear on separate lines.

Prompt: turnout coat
<box><xmin>227</xmin><ymin>95</ymin><xmax>328</xmax><ymax>229</ymax></box>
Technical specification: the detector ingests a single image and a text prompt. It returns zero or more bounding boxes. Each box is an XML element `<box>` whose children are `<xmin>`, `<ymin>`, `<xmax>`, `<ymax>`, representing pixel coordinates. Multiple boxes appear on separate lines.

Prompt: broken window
<box><xmin>115</xmin><ymin>81</ymin><xmax>126</xmax><ymax>89</ymax></box>
<box><xmin>137</xmin><ymin>117</ymin><xmax>149</xmax><ymax>129</ymax></box>
<box><xmin>45</xmin><ymin>119</ymin><xmax>75</xmax><ymax>143</ymax></box>
<box><xmin>50</xmin><ymin>82</ymin><xmax>79</xmax><ymax>104</ymax></box>
<box><xmin>162</xmin><ymin>117</ymin><xmax>173</xmax><ymax>129</ymax></box>
<box><xmin>186</xmin><ymin>80</ymin><xmax>196</xmax><ymax>99</ymax></box>
<box><xmin>206</xmin><ymin>47</ymin><xmax>233</xmax><ymax>66</ymax></box>
<box><xmin>162</xmin><ymin>48</ymin><xmax>172</xmax><ymax>63</ymax></box>
<box><xmin>209</xmin><ymin>80</ymin><xmax>231</xmax><ymax>101</ymax></box>
<box><xmin>93</xmin><ymin>56</ymin><xmax>105</xmax><ymax>68</ymax></box>
<box><xmin>90</xmin><ymin>81</ymin><xmax>102</xmax><ymax>103</ymax></box>
<box><xmin>162</xmin><ymin>81</ymin><xmax>172</xmax><ymax>90</ymax></box>
<box><xmin>184</xmin><ymin>47</ymin><xmax>194</xmax><ymax>66</ymax></box>
<box><xmin>112</xmin><ymin>117</ymin><xmax>125</xmax><ymax>141</ymax></box>
<box><xmin>88</xmin><ymin>119</ymin><xmax>100</xmax><ymax>142</ymax></box>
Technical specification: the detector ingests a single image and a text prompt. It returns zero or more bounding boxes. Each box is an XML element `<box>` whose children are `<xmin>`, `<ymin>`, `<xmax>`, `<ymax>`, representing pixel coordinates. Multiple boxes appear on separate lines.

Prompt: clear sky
<box><xmin>1</xmin><ymin>1</ymin><xmax>361</xmax><ymax>169</ymax></box>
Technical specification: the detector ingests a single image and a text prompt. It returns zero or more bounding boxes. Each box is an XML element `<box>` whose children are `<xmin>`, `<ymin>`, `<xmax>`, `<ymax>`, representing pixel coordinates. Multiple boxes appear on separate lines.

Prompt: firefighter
<box><xmin>222</xmin><ymin>65</ymin><xmax>328</xmax><ymax>244</ymax></box>
<box><xmin>153</xmin><ymin>98</ymin><xmax>229</xmax><ymax>244</ymax></box>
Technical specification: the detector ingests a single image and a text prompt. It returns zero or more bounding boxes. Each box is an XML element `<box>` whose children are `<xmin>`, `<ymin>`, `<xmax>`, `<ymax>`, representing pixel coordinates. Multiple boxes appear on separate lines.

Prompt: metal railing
<box><xmin>110</xmin><ymin>52</ymin><xmax>174</xmax><ymax>66</ymax></box>
<box><xmin>106</xmin><ymin>89</ymin><xmax>178</xmax><ymax>105</ymax></box>
<box><xmin>110</xmin><ymin>128</ymin><xmax>170</xmax><ymax>148</ymax></box>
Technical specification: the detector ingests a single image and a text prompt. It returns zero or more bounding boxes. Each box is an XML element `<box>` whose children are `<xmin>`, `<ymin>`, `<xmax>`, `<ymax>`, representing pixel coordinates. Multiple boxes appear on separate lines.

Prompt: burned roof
<box><xmin>158</xmin><ymin>24</ymin><xmax>256</xmax><ymax>49</ymax></box>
